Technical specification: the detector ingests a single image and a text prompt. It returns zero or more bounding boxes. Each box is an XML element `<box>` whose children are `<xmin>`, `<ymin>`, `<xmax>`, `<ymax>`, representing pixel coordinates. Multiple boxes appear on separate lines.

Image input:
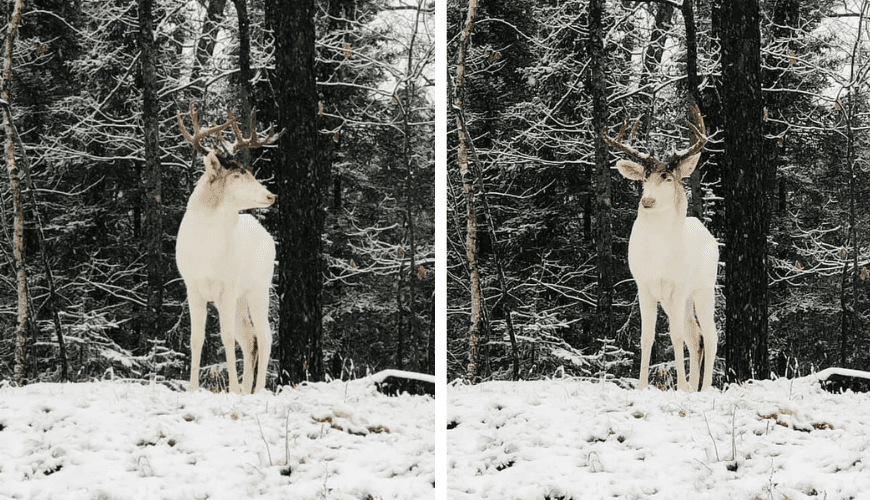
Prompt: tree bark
<box><xmin>139</xmin><ymin>0</ymin><xmax>164</xmax><ymax>353</ymax></box>
<box><xmin>455</xmin><ymin>0</ymin><xmax>482</xmax><ymax>383</ymax></box>
<box><xmin>682</xmin><ymin>0</ymin><xmax>704</xmax><ymax>220</ymax></box>
<box><xmin>3</xmin><ymin>0</ymin><xmax>26</xmax><ymax>386</ymax></box>
<box><xmin>588</xmin><ymin>0</ymin><xmax>613</xmax><ymax>338</ymax></box>
<box><xmin>267</xmin><ymin>0</ymin><xmax>325</xmax><ymax>385</ymax></box>
<box><xmin>191</xmin><ymin>0</ymin><xmax>227</xmax><ymax>90</ymax></box>
<box><xmin>717</xmin><ymin>0</ymin><xmax>770</xmax><ymax>383</ymax></box>
<box><xmin>232</xmin><ymin>0</ymin><xmax>252</xmax><ymax>168</ymax></box>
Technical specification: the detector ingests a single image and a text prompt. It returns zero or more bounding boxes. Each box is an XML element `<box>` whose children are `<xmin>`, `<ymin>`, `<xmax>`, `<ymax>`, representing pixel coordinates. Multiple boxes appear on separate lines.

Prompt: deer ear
<box><xmin>204</xmin><ymin>152</ymin><xmax>223</xmax><ymax>182</ymax></box>
<box><xmin>616</xmin><ymin>160</ymin><xmax>645</xmax><ymax>181</ymax></box>
<box><xmin>676</xmin><ymin>153</ymin><xmax>701</xmax><ymax>178</ymax></box>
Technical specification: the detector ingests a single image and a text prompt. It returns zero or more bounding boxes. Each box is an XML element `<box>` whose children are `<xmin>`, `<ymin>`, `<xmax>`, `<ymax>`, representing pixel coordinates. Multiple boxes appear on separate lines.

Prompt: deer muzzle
<box><xmin>641</xmin><ymin>197</ymin><xmax>656</xmax><ymax>209</ymax></box>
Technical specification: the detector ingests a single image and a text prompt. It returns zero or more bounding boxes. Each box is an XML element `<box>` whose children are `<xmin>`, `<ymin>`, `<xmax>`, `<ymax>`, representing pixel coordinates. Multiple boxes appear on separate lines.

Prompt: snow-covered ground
<box><xmin>448</xmin><ymin>376</ymin><xmax>870</xmax><ymax>500</ymax></box>
<box><xmin>0</xmin><ymin>379</ymin><xmax>434</xmax><ymax>500</ymax></box>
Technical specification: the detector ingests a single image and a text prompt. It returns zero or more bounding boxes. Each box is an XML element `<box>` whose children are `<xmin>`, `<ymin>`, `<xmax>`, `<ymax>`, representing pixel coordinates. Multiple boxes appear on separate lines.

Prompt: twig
<box><xmin>731</xmin><ymin>406</ymin><xmax>737</xmax><ymax>461</ymax></box>
<box><xmin>256</xmin><ymin>415</ymin><xmax>273</xmax><ymax>466</ymax></box>
<box><xmin>702</xmin><ymin>411</ymin><xmax>720</xmax><ymax>461</ymax></box>
<box><xmin>284</xmin><ymin>408</ymin><xmax>291</xmax><ymax>465</ymax></box>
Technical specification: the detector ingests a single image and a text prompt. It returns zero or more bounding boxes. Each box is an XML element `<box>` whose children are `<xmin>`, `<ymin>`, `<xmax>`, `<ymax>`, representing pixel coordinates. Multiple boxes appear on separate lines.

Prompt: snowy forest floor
<box><xmin>447</xmin><ymin>376</ymin><xmax>870</xmax><ymax>500</ymax></box>
<box><xmin>0</xmin><ymin>379</ymin><xmax>434</xmax><ymax>500</ymax></box>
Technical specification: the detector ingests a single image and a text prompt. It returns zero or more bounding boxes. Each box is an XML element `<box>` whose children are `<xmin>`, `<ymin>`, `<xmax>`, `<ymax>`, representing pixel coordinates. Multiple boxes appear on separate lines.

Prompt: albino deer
<box><xmin>176</xmin><ymin>103</ymin><xmax>282</xmax><ymax>394</ymax></box>
<box><xmin>602</xmin><ymin>103</ymin><xmax>719</xmax><ymax>392</ymax></box>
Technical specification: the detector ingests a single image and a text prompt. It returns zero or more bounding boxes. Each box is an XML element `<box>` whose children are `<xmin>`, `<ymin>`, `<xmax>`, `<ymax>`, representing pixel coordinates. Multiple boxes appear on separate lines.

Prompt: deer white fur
<box><xmin>616</xmin><ymin>153</ymin><xmax>719</xmax><ymax>391</ymax></box>
<box><xmin>603</xmin><ymin>103</ymin><xmax>718</xmax><ymax>391</ymax></box>
<box><xmin>177</xmin><ymin>150</ymin><xmax>276</xmax><ymax>394</ymax></box>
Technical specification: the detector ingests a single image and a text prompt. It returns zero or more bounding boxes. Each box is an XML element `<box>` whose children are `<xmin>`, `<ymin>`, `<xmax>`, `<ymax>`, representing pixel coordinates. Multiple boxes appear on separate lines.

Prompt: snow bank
<box><xmin>448</xmin><ymin>377</ymin><xmax>870</xmax><ymax>500</ymax></box>
<box><xmin>0</xmin><ymin>379</ymin><xmax>434</xmax><ymax>500</ymax></box>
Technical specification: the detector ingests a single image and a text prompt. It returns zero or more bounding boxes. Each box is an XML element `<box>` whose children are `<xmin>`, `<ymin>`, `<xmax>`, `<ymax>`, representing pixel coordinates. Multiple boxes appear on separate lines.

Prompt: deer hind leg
<box><xmin>235</xmin><ymin>295</ymin><xmax>256</xmax><ymax>395</ymax></box>
<box><xmin>683</xmin><ymin>298</ymin><xmax>703</xmax><ymax>391</ymax></box>
<box><xmin>216</xmin><ymin>294</ymin><xmax>243</xmax><ymax>394</ymax></box>
<box><xmin>693</xmin><ymin>287</ymin><xmax>717</xmax><ymax>391</ymax></box>
<box><xmin>187</xmin><ymin>291</ymin><xmax>208</xmax><ymax>393</ymax></box>
<box><xmin>637</xmin><ymin>288</ymin><xmax>658</xmax><ymax>390</ymax></box>
<box><xmin>246</xmin><ymin>288</ymin><xmax>272</xmax><ymax>394</ymax></box>
<box><xmin>663</xmin><ymin>295</ymin><xmax>692</xmax><ymax>392</ymax></box>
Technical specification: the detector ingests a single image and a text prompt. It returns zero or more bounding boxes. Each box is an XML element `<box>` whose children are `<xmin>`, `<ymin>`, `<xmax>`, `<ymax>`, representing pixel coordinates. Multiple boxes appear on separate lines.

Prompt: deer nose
<box><xmin>641</xmin><ymin>197</ymin><xmax>655</xmax><ymax>209</ymax></box>
<box><xmin>266</xmin><ymin>192</ymin><xmax>277</xmax><ymax>204</ymax></box>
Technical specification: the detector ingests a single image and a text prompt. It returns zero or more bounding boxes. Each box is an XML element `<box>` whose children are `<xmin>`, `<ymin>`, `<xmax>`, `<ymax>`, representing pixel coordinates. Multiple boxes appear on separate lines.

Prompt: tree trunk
<box><xmin>3</xmin><ymin>0</ymin><xmax>26</xmax><ymax>386</ymax></box>
<box><xmin>191</xmin><ymin>0</ymin><xmax>227</xmax><ymax>89</ymax></box>
<box><xmin>682</xmin><ymin>0</ymin><xmax>704</xmax><ymax>220</ymax></box>
<box><xmin>717</xmin><ymin>0</ymin><xmax>770</xmax><ymax>383</ymax></box>
<box><xmin>139</xmin><ymin>0</ymin><xmax>164</xmax><ymax>353</ymax></box>
<box><xmin>588</xmin><ymin>0</ymin><xmax>613</xmax><ymax>338</ymax></box>
<box><xmin>455</xmin><ymin>0</ymin><xmax>482</xmax><ymax>383</ymax></box>
<box><xmin>232</xmin><ymin>0</ymin><xmax>252</xmax><ymax>169</ymax></box>
<box><xmin>267</xmin><ymin>0</ymin><xmax>324</xmax><ymax>385</ymax></box>
<box><xmin>639</xmin><ymin>2</ymin><xmax>674</xmax><ymax>137</ymax></box>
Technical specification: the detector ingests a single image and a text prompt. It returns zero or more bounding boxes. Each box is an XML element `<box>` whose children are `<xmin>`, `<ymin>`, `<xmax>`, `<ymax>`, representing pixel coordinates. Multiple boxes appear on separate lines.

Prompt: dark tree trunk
<box><xmin>716</xmin><ymin>0</ymin><xmax>770</xmax><ymax>383</ymax></box>
<box><xmin>191</xmin><ymin>0</ymin><xmax>227</xmax><ymax>88</ymax></box>
<box><xmin>588</xmin><ymin>0</ymin><xmax>613</xmax><ymax>337</ymax></box>
<box><xmin>139</xmin><ymin>0</ymin><xmax>163</xmax><ymax>352</ymax></box>
<box><xmin>682</xmin><ymin>0</ymin><xmax>704</xmax><ymax>220</ymax></box>
<box><xmin>267</xmin><ymin>0</ymin><xmax>324</xmax><ymax>385</ymax></box>
<box><xmin>232</xmin><ymin>0</ymin><xmax>253</xmax><ymax>168</ymax></box>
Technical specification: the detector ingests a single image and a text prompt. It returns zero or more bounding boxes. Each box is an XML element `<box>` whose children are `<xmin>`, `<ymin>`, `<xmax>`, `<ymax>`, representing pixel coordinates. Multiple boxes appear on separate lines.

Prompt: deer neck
<box><xmin>635</xmin><ymin>196</ymin><xmax>688</xmax><ymax>237</ymax></box>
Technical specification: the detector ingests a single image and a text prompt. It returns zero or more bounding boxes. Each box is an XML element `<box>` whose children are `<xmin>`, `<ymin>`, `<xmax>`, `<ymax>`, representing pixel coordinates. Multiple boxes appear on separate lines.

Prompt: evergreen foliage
<box><xmin>448</xmin><ymin>0</ymin><xmax>870</xmax><ymax>384</ymax></box>
<box><xmin>0</xmin><ymin>0</ymin><xmax>434</xmax><ymax>387</ymax></box>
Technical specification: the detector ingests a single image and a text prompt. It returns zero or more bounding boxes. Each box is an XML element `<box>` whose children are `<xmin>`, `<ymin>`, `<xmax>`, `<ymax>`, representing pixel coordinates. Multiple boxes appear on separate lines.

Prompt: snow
<box><xmin>448</xmin><ymin>376</ymin><xmax>870</xmax><ymax>500</ymax></box>
<box><xmin>0</xmin><ymin>379</ymin><xmax>434</xmax><ymax>500</ymax></box>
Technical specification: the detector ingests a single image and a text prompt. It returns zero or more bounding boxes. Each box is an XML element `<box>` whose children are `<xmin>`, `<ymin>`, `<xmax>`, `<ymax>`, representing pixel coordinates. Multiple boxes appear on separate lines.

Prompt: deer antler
<box><xmin>601</xmin><ymin>102</ymin><xmax>707</xmax><ymax>173</ymax></box>
<box><xmin>600</xmin><ymin>116</ymin><xmax>664</xmax><ymax>171</ymax></box>
<box><xmin>225</xmin><ymin>108</ymin><xmax>284</xmax><ymax>156</ymax></box>
<box><xmin>177</xmin><ymin>103</ymin><xmax>233</xmax><ymax>155</ymax></box>
<box><xmin>664</xmin><ymin>102</ymin><xmax>707</xmax><ymax>165</ymax></box>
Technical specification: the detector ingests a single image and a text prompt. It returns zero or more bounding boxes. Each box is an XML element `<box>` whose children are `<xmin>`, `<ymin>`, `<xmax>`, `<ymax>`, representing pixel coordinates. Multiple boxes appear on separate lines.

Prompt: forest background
<box><xmin>447</xmin><ymin>0</ymin><xmax>870</xmax><ymax>385</ymax></box>
<box><xmin>0</xmin><ymin>0</ymin><xmax>435</xmax><ymax>389</ymax></box>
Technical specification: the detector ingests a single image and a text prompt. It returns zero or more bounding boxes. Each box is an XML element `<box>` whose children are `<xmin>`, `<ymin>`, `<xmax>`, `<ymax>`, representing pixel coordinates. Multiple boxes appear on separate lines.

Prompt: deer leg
<box><xmin>247</xmin><ymin>288</ymin><xmax>272</xmax><ymax>394</ymax></box>
<box><xmin>235</xmin><ymin>295</ymin><xmax>255</xmax><ymax>395</ymax></box>
<box><xmin>187</xmin><ymin>291</ymin><xmax>208</xmax><ymax>393</ymax></box>
<box><xmin>216</xmin><ymin>294</ymin><xmax>243</xmax><ymax>394</ymax></box>
<box><xmin>694</xmin><ymin>287</ymin><xmax>718</xmax><ymax>391</ymax></box>
<box><xmin>664</xmin><ymin>296</ymin><xmax>692</xmax><ymax>392</ymax></box>
<box><xmin>684</xmin><ymin>300</ymin><xmax>702</xmax><ymax>392</ymax></box>
<box><xmin>637</xmin><ymin>288</ymin><xmax>658</xmax><ymax>390</ymax></box>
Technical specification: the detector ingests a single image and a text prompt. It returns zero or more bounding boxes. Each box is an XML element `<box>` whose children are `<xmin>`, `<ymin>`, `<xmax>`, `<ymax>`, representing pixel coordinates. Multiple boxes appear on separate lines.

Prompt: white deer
<box><xmin>601</xmin><ymin>103</ymin><xmax>719</xmax><ymax>391</ymax></box>
<box><xmin>176</xmin><ymin>104</ymin><xmax>282</xmax><ymax>394</ymax></box>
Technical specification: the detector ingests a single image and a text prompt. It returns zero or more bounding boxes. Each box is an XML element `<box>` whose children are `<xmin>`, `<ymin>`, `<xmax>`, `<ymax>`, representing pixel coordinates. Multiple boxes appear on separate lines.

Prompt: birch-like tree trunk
<box><xmin>3</xmin><ymin>0</ymin><xmax>26</xmax><ymax>386</ymax></box>
<box><xmin>455</xmin><ymin>0</ymin><xmax>482</xmax><ymax>383</ymax></box>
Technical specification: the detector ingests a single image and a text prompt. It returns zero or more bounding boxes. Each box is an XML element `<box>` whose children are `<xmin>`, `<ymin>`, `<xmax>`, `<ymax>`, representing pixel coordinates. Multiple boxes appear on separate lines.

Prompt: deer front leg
<box><xmin>216</xmin><ymin>294</ymin><xmax>243</xmax><ymax>395</ymax></box>
<box><xmin>637</xmin><ymin>288</ymin><xmax>658</xmax><ymax>390</ymax></box>
<box><xmin>664</xmin><ymin>296</ymin><xmax>692</xmax><ymax>392</ymax></box>
<box><xmin>187</xmin><ymin>292</ymin><xmax>208</xmax><ymax>393</ymax></box>
<box><xmin>236</xmin><ymin>296</ymin><xmax>256</xmax><ymax>395</ymax></box>
<box><xmin>684</xmin><ymin>300</ymin><xmax>702</xmax><ymax>391</ymax></box>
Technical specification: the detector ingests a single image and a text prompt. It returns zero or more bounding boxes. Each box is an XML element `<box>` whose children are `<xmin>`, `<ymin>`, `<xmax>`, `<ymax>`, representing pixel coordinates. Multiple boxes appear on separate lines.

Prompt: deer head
<box><xmin>177</xmin><ymin>103</ymin><xmax>284</xmax><ymax>211</ymax></box>
<box><xmin>602</xmin><ymin>103</ymin><xmax>707</xmax><ymax>212</ymax></box>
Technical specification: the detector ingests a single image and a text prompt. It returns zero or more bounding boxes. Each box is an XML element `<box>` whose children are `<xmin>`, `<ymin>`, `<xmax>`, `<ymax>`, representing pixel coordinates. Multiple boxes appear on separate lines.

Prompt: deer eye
<box><xmin>661</xmin><ymin>173</ymin><xmax>670</xmax><ymax>180</ymax></box>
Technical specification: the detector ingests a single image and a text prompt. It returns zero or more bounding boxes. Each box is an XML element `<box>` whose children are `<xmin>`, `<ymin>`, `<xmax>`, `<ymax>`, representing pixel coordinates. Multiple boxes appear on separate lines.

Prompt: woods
<box><xmin>448</xmin><ymin>0</ymin><xmax>870</xmax><ymax>385</ymax></box>
<box><xmin>0</xmin><ymin>0</ymin><xmax>434</xmax><ymax>388</ymax></box>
